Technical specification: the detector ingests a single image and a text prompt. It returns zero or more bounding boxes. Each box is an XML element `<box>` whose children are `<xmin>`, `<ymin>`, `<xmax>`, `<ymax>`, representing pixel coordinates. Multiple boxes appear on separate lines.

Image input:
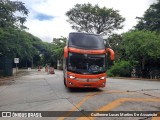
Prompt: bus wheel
<box><xmin>64</xmin><ymin>77</ymin><xmax>67</xmax><ymax>87</ymax></box>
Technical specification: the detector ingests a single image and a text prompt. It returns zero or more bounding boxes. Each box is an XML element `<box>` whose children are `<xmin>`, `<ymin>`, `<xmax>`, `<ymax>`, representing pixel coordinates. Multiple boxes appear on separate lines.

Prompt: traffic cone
<box><xmin>38</xmin><ymin>66</ymin><xmax>41</xmax><ymax>71</ymax></box>
<box><xmin>49</xmin><ymin>67</ymin><xmax>55</xmax><ymax>74</ymax></box>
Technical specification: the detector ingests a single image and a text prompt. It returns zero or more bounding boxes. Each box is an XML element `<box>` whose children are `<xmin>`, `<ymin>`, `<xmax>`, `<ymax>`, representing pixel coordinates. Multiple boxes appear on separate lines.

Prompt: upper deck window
<box><xmin>68</xmin><ymin>32</ymin><xmax>105</xmax><ymax>50</ymax></box>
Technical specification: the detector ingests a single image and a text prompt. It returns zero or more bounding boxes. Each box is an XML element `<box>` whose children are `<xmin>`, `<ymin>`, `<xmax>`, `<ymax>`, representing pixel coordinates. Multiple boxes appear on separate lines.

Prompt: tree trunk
<box><xmin>141</xmin><ymin>57</ymin><xmax>147</xmax><ymax>78</ymax></box>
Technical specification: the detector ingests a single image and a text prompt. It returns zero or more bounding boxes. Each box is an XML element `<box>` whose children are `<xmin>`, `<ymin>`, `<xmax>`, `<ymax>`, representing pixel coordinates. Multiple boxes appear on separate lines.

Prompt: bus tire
<box><xmin>64</xmin><ymin>77</ymin><xmax>67</xmax><ymax>87</ymax></box>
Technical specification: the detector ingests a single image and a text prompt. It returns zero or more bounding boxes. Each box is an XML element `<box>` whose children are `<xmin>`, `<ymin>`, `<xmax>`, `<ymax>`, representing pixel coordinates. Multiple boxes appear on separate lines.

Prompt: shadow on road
<box><xmin>67</xmin><ymin>88</ymin><xmax>103</xmax><ymax>93</ymax></box>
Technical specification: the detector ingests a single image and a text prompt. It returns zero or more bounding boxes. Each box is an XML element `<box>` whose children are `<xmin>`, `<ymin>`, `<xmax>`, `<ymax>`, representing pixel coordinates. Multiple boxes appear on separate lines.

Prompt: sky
<box><xmin>18</xmin><ymin>0</ymin><xmax>157</xmax><ymax>43</ymax></box>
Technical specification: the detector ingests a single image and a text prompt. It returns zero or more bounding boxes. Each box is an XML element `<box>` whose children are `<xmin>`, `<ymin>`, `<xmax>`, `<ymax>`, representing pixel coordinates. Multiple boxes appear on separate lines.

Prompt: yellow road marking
<box><xmin>152</xmin><ymin>112</ymin><xmax>160</xmax><ymax>120</ymax></box>
<box><xmin>97</xmin><ymin>98</ymin><xmax>160</xmax><ymax>111</ymax></box>
<box><xmin>58</xmin><ymin>90</ymin><xmax>127</xmax><ymax>120</ymax></box>
<box><xmin>76</xmin><ymin>98</ymin><xmax>160</xmax><ymax>120</ymax></box>
<box><xmin>57</xmin><ymin>93</ymin><xmax>96</xmax><ymax>120</ymax></box>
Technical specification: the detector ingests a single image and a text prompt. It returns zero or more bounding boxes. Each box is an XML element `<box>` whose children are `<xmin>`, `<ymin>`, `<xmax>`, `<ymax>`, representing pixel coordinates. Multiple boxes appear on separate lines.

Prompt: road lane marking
<box><xmin>96</xmin><ymin>98</ymin><xmax>160</xmax><ymax>111</ymax></box>
<box><xmin>152</xmin><ymin>112</ymin><xmax>160</xmax><ymax>120</ymax></box>
<box><xmin>152</xmin><ymin>117</ymin><xmax>160</xmax><ymax>120</ymax></box>
<box><xmin>58</xmin><ymin>90</ymin><xmax>127</xmax><ymax>120</ymax></box>
<box><xmin>57</xmin><ymin>93</ymin><xmax>96</xmax><ymax>120</ymax></box>
<box><xmin>76</xmin><ymin>98</ymin><xmax>160</xmax><ymax>120</ymax></box>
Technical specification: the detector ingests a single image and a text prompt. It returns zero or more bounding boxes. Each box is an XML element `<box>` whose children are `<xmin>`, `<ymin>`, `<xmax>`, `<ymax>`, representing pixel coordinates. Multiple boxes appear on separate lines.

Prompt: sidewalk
<box><xmin>0</xmin><ymin>69</ymin><xmax>31</xmax><ymax>81</ymax></box>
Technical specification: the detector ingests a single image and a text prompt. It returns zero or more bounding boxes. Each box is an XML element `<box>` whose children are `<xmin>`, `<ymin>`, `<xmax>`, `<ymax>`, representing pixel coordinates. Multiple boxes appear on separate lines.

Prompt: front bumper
<box><xmin>66</xmin><ymin>72</ymin><xmax>106</xmax><ymax>88</ymax></box>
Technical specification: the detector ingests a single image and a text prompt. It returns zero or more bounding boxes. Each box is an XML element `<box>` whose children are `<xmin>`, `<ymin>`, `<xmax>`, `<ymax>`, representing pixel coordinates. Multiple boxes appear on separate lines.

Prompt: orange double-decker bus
<box><xmin>63</xmin><ymin>32</ymin><xmax>114</xmax><ymax>88</ymax></box>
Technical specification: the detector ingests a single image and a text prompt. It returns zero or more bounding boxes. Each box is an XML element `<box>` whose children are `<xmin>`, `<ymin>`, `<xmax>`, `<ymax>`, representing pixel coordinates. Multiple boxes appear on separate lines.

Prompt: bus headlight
<box><xmin>68</xmin><ymin>75</ymin><xmax>75</xmax><ymax>79</ymax></box>
<box><xmin>99</xmin><ymin>76</ymin><xmax>105</xmax><ymax>80</ymax></box>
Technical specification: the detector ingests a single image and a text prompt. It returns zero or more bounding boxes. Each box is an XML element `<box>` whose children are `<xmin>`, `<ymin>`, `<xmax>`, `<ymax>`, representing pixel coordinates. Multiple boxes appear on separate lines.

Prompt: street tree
<box><xmin>105</xmin><ymin>33</ymin><xmax>123</xmax><ymax>60</ymax></box>
<box><xmin>0</xmin><ymin>0</ymin><xmax>29</xmax><ymax>29</ymax></box>
<box><xmin>66</xmin><ymin>3</ymin><xmax>125</xmax><ymax>35</ymax></box>
<box><xmin>51</xmin><ymin>37</ymin><xmax>66</xmax><ymax>68</ymax></box>
<box><xmin>122</xmin><ymin>30</ymin><xmax>160</xmax><ymax>77</ymax></box>
<box><xmin>135</xmin><ymin>0</ymin><xmax>160</xmax><ymax>31</ymax></box>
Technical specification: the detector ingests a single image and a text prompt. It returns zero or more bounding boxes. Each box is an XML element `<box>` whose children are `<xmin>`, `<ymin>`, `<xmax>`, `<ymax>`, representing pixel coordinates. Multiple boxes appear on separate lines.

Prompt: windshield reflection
<box><xmin>68</xmin><ymin>52</ymin><xmax>106</xmax><ymax>74</ymax></box>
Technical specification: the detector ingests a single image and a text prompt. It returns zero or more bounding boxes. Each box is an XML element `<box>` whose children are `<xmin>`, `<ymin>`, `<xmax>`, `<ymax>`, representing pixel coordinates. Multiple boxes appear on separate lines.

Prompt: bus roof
<box><xmin>69</xmin><ymin>32</ymin><xmax>101</xmax><ymax>36</ymax></box>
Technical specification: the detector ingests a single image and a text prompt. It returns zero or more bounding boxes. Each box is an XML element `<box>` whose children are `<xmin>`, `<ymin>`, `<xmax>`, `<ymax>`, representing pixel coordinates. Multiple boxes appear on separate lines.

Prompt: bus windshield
<box><xmin>68</xmin><ymin>52</ymin><xmax>106</xmax><ymax>74</ymax></box>
<box><xmin>69</xmin><ymin>32</ymin><xmax>105</xmax><ymax>50</ymax></box>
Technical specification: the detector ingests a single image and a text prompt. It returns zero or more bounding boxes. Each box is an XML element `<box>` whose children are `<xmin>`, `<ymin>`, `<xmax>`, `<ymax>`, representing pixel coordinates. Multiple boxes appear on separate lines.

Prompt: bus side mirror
<box><xmin>64</xmin><ymin>46</ymin><xmax>68</xmax><ymax>58</ymax></box>
<box><xmin>106</xmin><ymin>48</ymin><xmax>115</xmax><ymax>60</ymax></box>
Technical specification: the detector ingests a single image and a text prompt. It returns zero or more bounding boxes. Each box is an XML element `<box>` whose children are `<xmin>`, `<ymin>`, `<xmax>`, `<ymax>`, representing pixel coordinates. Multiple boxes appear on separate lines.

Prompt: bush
<box><xmin>107</xmin><ymin>61</ymin><xmax>132</xmax><ymax>77</ymax></box>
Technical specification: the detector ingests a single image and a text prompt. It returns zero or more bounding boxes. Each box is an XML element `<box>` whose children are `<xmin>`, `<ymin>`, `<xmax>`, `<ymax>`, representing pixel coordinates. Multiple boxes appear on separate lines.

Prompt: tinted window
<box><xmin>68</xmin><ymin>33</ymin><xmax>105</xmax><ymax>50</ymax></box>
<box><xmin>68</xmin><ymin>52</ymin><xmax>106</xmax><ymax>74</ymax></box>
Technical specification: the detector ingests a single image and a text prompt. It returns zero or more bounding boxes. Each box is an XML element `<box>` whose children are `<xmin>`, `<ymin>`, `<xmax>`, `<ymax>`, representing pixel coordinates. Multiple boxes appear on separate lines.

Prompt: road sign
<box><xmin>14</xmin><ymin>58</ymin><xmax>19</xmax><ymax>63</ymax></box>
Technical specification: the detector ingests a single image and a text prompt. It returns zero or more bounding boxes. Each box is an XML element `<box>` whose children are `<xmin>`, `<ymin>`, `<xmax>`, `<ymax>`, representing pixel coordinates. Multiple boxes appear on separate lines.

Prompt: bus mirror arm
<box><xmin>106</xmin><ymin>48</ymin><xmax>115</xmax><ymax>60</ymax></box>
<box><xmin>64</xmin><ymin>46</ymin><xmax>68</xmax><ymax>58</ymax></box>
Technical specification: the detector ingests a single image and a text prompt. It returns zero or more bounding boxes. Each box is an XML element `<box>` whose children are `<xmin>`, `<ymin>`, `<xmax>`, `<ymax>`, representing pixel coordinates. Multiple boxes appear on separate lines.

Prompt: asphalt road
<box><xmin>0</xmin><ymin>69</ymin><xmax>160</xmax><ymax>120</ymax></box>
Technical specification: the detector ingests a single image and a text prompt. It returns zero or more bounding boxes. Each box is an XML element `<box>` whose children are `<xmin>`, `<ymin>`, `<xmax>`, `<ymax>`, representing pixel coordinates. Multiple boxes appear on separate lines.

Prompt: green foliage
<box><xmin>0</xmin><ymin>0</ymin><xmax>29</xmax><ymax>29</ymax></box>
<box><xmin>122</xmin><ymin>0</ymin><xmax>160</xmax><ymax>78</ymax></box>
<box><xmin>0</xmin><ymin>0</ymin><xmax>56</xmax><ymax>68</ymax></box>
<box><xmin>120</xmin><ymin>30</ymin><xmax>160</xmax><ymax>78</ymax></box>
<box><xmin>122</xmin><ymin>30</ymin><xmax>160</xmax><ymax>61</ymax></box>
<box><xmin>135</xmin><ymin>0</ymin><xmax>160</xmax><ymax>31</ymax></box>
<box><xmin>66</xmin><ymin>3</ymin><xmax>125</xmax><ymax>35</ymax></box>
<box><xmin>105</xmin><ymin>33</ymin><xmax>122</xmax><ymax>60</ymax></box>
<box><xmin>0</xmin><ymin>28</ymin><xmax>19</xmax><ymax>57</ymax></box>
<box><xmin>107</xmin><ymin>30</ymin><xmax>160</xmax><ymax>78</ymax></box>
<box><xmin>49</xmin><ymin>37</ymin><xmax>67</xmax><ymax>67</ymax></box>
<box><xmin>52</xmin><ymin>37</ymin><xmax>66</xmax><ymax>59</ymax></box>
<box><xmin>106</xmin><ymin>34</ymin><xmax>122</xmax><ymax>48</ymax></box>
<box><xmin>107</xmin><ymin>61</ymin><xmax>132</xmax><ymax>77</ymax></box>
<box><xmin>0</xmin><ymin>27</ymin><xmax>50</xmax><ymax>67</ymax></box>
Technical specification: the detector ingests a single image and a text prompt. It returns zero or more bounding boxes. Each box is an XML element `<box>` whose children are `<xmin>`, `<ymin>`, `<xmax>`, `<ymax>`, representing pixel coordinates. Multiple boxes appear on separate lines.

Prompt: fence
<box><xmin>0</xmin><ymin>57</ymin><xmax>13</xmax><ymax>77</ymax></box>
